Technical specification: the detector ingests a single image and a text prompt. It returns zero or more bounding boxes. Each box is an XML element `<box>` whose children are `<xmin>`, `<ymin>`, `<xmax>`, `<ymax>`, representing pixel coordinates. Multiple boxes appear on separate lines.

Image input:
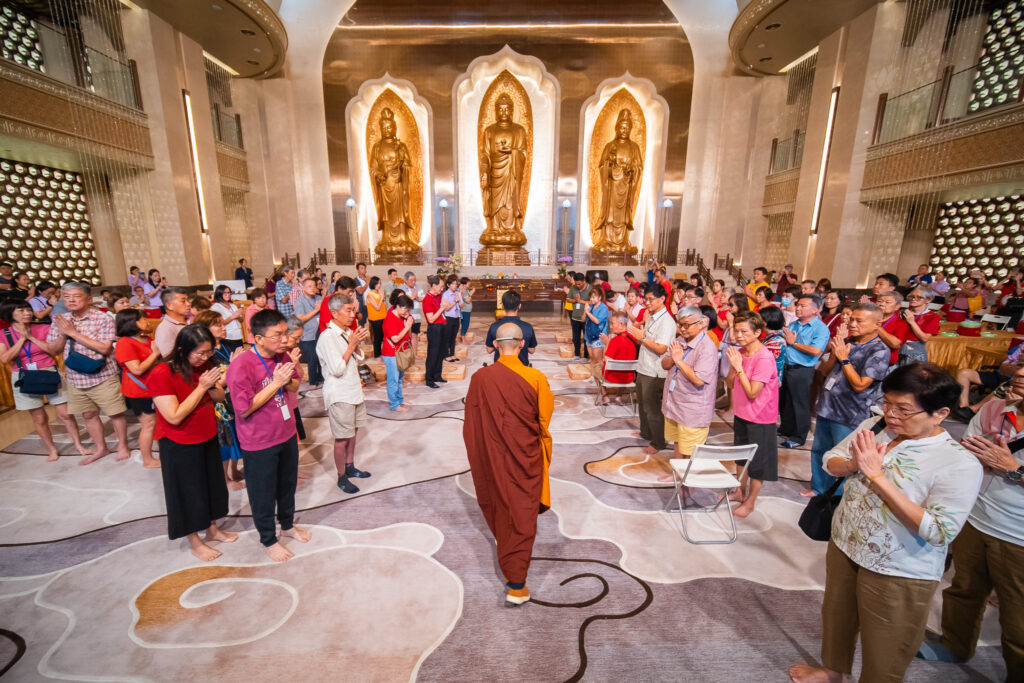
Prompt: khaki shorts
<box><xmin>11</xmin><ymin>368</ymin><xmax>68</xmax><ymax>411</ymax></box>
<box><xmin>328</xmin><ymin>401</ymin><xmax>367</xmax><ymax>439</ymax></box>
<box><xmin>66</xmin><ymin>375</ymin><xmax>127</xmax><ymax>416</ymax></box>
<box><xmin>663</xmin><ymin>420</ymin><xmax>709</xmax><ymax>456</ymax></box>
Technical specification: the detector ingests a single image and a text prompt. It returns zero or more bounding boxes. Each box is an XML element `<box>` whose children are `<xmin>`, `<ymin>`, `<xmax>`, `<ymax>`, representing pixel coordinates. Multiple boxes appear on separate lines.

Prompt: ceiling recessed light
<box><xmin>765</xmin><ymin>23</ymin><xmax>781</xmax><ymax>31</ymax></box>
<box><xmin>253</xmin><ymin>47</ymin><xmax>261</xmax><ymax>53</ymax></box>
<box><xmin>246</xmin><ymin>59</ymin><xmax>259</xmax><ymax>65</ymax></box>
<box><xmin>240</xmin><ymin>28</ymin><xmax>256</xmax><ymax>36</ymax></box>
<box><xmin>759</xmin><ymin>57</ymin><xmax>772</xmax><ymax>62</ymax></box>
<box><xmin>757</xmin><ymin>43</ymin><xmax>766</xmax><ymax>48</ymax></box>
<box><xmin>211</xmin><ymin>3</ymin><xmax>222</xmax><ymax>9</ymax></box>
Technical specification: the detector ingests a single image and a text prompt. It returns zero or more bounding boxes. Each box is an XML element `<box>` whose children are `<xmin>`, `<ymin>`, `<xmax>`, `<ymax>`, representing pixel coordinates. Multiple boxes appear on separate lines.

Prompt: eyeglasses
<box><xmin>881</xmin><ymin>399</ymin><xmax>926</xmax><ymax>419</ymax></box>
<box><xmin>258</xmin><ymin>332</ymin><xmax>288</xmax><ymax>340</ymax></box>
<box><xmin>677</xmin><ymin>319</ymin><xmax>702</xmax><ymax>328</ymax></box>
<box><xmin>190</xmin><ymin>349</ymin><xmax>214</xmax><ymax>359</ymax></box>
<box><xmin>907</xmin><ymin>295</ymin><xmax>926</xmax><ymax>300</ymax></box>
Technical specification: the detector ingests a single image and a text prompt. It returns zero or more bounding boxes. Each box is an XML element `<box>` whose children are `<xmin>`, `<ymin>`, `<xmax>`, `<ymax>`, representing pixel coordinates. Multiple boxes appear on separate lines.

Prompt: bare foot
<box><xmin>205</xmin><ymin>528</ymin><xmax>238</xmax><ymax>543</ymax></box>
<box><xmin>116</xmin><ymin>447</ymin><xmax>132</xmax><ymax>462</ymax></box>
<box><xmin>46</xmin><ymin>449</ymin><xmax>60</xmax><ymax>462</ymax></box>
<box><xmin>788</xmin><ymin>664</ymin><xmax>845</xmax><ymax>683</ymax></box>
<box><xmin>643</xmin><ymin>445</ymin><xmax>659</xmax><ymax>455</ymax></box>
<box><xmin>282</xmin><ymin>526</ymin><xmax>312</xmax><ymax>543</ymax></box>
<box><xmin>799</xmin><ymin>488</ymin><xmax>817</xmax><ymax>498</ymax></box>
<box><xmin>74</xmin><ymin>442</ymin><xmax>90</xmax><ymax>457</ymax></box>
<box><xmin>733</xmin><ymin>502</ymin><xmax>755</xmax><ymax>518</ymax></box>
<box><xmin>393</xmin><ymin>406</ymin><xmax>409</xmax><ymax>412</ymax></box>
<box><xmin>190</xmin><ymin>543</ymin><xmax>222</xmax><ymax>562</ymax></box>
<box><xmin>227</xmin><ymin>479</ymin><xmax>247</xmax><ymax>491</ymax></box>
<box><xmin>264</xmin><ymin>542</ymin><xmax>293</xmax><ymax>562</ymax></box>
<box><xmin>143</xmin><ymin>457</ymin><xmax>161</xmax><ymax>469</ymax></box>
<box><xmin>728</xmin><ymin>489</ymin><xmax>747</xmax><ymax>503</ymax></box>
<box><xmin>79</xmin><ymin>448</ymin><xmax>109</xmax><ymax>466</ymax></box>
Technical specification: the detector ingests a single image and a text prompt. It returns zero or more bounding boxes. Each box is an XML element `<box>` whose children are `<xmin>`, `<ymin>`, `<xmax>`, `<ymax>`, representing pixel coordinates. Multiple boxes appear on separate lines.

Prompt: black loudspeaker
<box><xmin>585</xmin><ymin>269</ymin><xmax>609</xmax><ymax>284</ymax></box>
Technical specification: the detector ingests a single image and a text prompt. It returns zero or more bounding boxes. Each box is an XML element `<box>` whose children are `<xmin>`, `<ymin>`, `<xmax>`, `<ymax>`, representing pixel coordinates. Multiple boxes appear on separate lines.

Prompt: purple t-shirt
<box><xmin>732</xmin><ymin>346</ymin><xmax>779</xmax><ymax>425</ymax></box>
<box><xmin>225</xmin><ymin>348</ymin><xmax>300</xmax><ymax>451</ymax></box>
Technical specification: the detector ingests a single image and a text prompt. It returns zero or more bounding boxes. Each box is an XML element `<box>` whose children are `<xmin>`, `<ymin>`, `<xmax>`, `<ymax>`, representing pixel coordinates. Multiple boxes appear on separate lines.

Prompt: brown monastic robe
<box><xmin>463</xmin><ymin>355</ymin><xmax>554</xmax><ymax>584</ymax></box>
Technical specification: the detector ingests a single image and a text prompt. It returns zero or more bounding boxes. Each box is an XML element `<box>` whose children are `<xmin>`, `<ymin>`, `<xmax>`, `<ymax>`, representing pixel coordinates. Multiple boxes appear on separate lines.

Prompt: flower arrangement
<box><xmin>556</xmin><ymin>256</ymin><xmax>573</xmax><ymax>278</ymax></box>
<box><xmin>436</xmin><ymin>255</ymin><xmax>462</xmax><ymax>277</ymax></box>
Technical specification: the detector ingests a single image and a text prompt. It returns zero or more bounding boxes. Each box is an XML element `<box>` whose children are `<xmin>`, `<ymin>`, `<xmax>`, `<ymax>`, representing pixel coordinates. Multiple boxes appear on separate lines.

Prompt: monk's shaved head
<box><xmin>495</xmin><ymin>322</ymin><xmax>524</xmax><ymax>354</ymax></box>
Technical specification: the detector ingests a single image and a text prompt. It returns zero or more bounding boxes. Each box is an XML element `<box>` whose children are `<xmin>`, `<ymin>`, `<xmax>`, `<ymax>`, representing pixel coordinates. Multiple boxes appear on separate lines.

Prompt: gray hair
<box><xmin>676</xmin><ymin>305</ymin><xmax>702</xmax><ymax>322</ymax></box>
<box><xmin>328</xmin><ymin>292</ymin><xmax>353</xmax><ymax>312</ymax></box>
<box><xmin>609</xmin><ymin>311</ymin><xmax>629</xmax><ymax>327</ymax></box>
<box><xmin>285</xmin><ymin>315</ymin><xmax>304</xmax><ymax>332</ymax></box>
<box><xmin>404</xmin><ymin>271</ymin><xmax>415</xmax><ymax>280</ymax></box>
<box><xmin>280</xmin><ymin>265</ymin><xmax>294</xmax><ymax>274</ymax></box>
<box><xmin>877</xmin><ymin>290</ymin><xmax>904</xmax><ymax>304</ymax></box>
<box><xmin>911</xmin><ymin>287</ymin><xmax>934</xmax><ymax>301</ymax></box>
<box><xmin>161</xmin><ymin>286</ymin><xmax>188</xmax><ymax>305</ymax></box>
<box><xmin>61</xmin><ymin>280</ymin><xmax>91</xmax><ymax>295</ymax></box>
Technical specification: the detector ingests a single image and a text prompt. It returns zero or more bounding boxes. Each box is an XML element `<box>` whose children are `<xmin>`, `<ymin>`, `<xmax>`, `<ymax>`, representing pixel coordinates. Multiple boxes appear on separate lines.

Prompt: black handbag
<box><xmin>4</xmin><ymin>329</ymin><xmax>61</xmax><ymax>395</ymax></box>
<box><xmin>64</xmin><ymin>338</ymin><xmax>106</xmax><ymax>374</ymax></box>
<box><xmin>798</xmin><ymin>417</ymin><xmax>887</xmax><ymax>541</ymax></box>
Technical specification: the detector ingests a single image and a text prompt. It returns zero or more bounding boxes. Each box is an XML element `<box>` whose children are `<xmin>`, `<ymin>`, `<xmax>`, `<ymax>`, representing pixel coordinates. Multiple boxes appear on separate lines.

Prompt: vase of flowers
<box><xmin>436</xmin><ymin>255</ymin><xmax>462</xmax><ymax>278</ymax></box>
<box><xmin>556</xmin><ymin>256</ymin><xmax>573</xmax><ymax>279</ymax></box>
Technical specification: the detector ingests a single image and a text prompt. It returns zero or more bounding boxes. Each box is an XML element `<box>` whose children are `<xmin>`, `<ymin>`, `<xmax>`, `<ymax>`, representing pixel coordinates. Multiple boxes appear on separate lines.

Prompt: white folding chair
<box><xmin>980</xmin><ymin>314</ymin><xmax>1011</xmax><ymax>329</ymax></box>
<box><xmin>594</xmin><ymin>359</ymin><xmax>638</xmax><ymax>417</ymax></box>
<box><xmin>663</xmin><ymin>443</ymin><xmax>758</xmax><ymax>545</ymax></box>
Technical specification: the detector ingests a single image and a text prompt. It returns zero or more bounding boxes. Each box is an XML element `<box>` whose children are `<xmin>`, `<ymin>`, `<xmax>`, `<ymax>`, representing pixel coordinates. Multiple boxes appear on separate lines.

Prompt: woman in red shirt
<box><xmin>382</xmin><ymin>294</ymin><xmax>415</xmax><ymax>412</ymax></box>
<box><xmin>820</xmin><ymin>290</ymin><xmax>845</xmax><ymax>338</ymax></box>
<box><xmin>598</xmin><ymin>311</ymin><xmax>638</xmax><ymax>405</ymax></box>
<box><xmin>115</xmin><ymin>310</ymin><xmax>162</xmax><ymax>468</ymax></box>
<box><xmin>899</xmin><ymin>287</ymin><xmax>942</xmax><ymax>364</ymax></box>
<box><xmin>149</xmin><ymin>324</ymin><xmax>235</xmax><ymax>562</ymax></box>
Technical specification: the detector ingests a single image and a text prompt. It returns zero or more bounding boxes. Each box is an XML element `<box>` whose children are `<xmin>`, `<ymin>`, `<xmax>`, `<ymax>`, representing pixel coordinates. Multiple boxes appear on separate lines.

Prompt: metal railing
<box><xmin>874</xmin><ymin>58</ymin><xmax>1024</xmax><ymax>145</ymax></box>
<box><xmin>5</xmin><ymin>20</ymin><xmax>142</xmax><ymax>110</ymax></box>
<box><xmin>769</xmin><ymin>130</ymin><xmax>805</xmax><ymax>174</ymax></box>
<box><xmin>336</xmin><ymin>249</ymin><xmax>677</xmax><ymax>269</ymax></box>
<box><xmin>212</xmin><ymin>104</ymin><xmax>243</xmax><ymax>149</ymax></box>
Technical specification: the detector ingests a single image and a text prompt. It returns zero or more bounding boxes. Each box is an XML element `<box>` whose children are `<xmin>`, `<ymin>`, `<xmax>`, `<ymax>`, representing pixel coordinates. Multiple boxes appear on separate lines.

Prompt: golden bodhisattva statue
<box><xmin>479</xmin><ymin>93</ymin><xmax>529</xmax><ymax>261</ymax></box>
<box><xmin>593</xmin><ymin>109</ymin><xmax>642</xmax><ymax>257</ymax></box>
<box><xmin>370</xmin><ymin>108</ymin><xmax>420</xmax><ymax>259</ymax></box>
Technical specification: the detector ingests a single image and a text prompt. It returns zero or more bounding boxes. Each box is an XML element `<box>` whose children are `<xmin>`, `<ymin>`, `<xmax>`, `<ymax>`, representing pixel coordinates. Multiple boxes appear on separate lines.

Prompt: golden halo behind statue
<box><xmin>366</xmin><ymin>87</ymin><xmax>423</xmax><ymax>246</ymax></box>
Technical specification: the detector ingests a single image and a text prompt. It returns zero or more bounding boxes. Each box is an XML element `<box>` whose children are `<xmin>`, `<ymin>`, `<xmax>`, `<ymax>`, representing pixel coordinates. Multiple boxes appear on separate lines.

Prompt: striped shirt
<box><xmin>46</xmin><ymin>308</ymin><xmax>118</xmax><ymax>388</ymax></box>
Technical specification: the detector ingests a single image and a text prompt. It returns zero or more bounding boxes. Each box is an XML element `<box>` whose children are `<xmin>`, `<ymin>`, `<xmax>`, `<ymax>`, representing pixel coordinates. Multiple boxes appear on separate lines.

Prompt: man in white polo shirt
<box><xmin>627</xmin><ymin>283</ymin><xmax>676</xmax><ymax>455</ymax></box>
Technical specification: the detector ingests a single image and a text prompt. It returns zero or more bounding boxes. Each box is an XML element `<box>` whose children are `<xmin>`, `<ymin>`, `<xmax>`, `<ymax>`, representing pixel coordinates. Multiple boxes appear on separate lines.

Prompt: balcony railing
<box><xmin>5</xmin><ymin>20</ymin><xmax>141</xmax><ymax>110</ymax></box>
<box><xmin>768</xmin><ymin>130</ymin><xmax>805</xmax><ymax>174</ymax></box>
<box><xmin>873</xmin><ymin>58</ymin><xmax>1023</xmax><ymax>145</ymax></box>
<box><xmin>212</xmin><ymin>103</ymin><xmax>243</xmax><ymax>149</ymax></box>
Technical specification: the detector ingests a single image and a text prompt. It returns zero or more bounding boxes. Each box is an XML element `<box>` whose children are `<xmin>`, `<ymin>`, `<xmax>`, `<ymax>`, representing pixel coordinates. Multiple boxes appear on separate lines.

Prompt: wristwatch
<box><xmin>839</xmin><ymin>359</ymin><xmax>851</xmax><ymax>366</ymax></box>
<box><xmin>1004</xmin><ymin>466</ymin><xmax>1024</xmax><ymax>484</ymax></box>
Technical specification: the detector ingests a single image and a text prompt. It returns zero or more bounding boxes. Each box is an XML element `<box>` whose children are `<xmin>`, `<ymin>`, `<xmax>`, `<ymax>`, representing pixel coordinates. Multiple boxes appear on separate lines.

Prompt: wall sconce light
<box><xmin>182</xmin><ymin>90</ymin><xmax>209</xmax><ymax>234</ymax></box>
<box><xmin>810</xmin><ymin>86</ymin><xmax>840</xmax><ymax>236</ymax></box>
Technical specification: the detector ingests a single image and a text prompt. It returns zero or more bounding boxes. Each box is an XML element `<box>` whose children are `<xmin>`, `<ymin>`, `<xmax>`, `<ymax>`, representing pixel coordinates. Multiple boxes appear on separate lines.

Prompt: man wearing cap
<box><xmin>463</xmin><ymin>322</ymin><xmax>554</xmax><ymax>607</ymax></box>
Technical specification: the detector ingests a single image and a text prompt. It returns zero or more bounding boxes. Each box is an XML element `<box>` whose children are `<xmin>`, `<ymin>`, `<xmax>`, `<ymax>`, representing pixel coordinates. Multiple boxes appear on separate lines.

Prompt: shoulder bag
<box><xmin>395</xmin><ymin>339</ymin><xmax>415</xmax><ymax>371</ymax></box>
<box><xmin>64</xmin><ymin>338</ymin><xmax>106</xmax><ymax>374</ymax></box>
<box><xmin>798</xmin><ymin>417</ymin><xmax>887</xmax><ymax>541</ymax></box>
<box><xmin>4</xmin><ymin>329</ymin><xmax>61</xmax><ymax>395</ymax></box>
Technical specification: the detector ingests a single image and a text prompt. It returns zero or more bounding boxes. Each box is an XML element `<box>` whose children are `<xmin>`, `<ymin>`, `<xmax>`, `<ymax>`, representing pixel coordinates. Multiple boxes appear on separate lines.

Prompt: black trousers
<box><xmin>370</xmin><ymin>318</ymin><xmax>385</xmax><ymax>357</ymax></box>
<box><xmin>444</xmin><ymin>316</ymin><xmax>460</xmax><ymax>357</ymax></box>
<box><xmin>299</xmin><ymin>339</ymin><xmax>322</xmax><ymax>385</ymax></box>
<box><xmin>426</xmin><ymin>323</ymin><xmax>444</xmax><ymax>382</ymax></box>
<box><xmin>570</xmin><ymin>319</ymin><xmax>589</xmax><ymax>358</ymax></box>
<box><xmin>636</xmin><ymin>373</ymin><xmax>666</xmax><ymax>451</ymax></box>
<box><xmin>241</xmin><ymin>435</ymin><xmax>299</xmax><ymax>547</ymax></box>
<box><xmin>158</xmin><ymin>436</ymin><xmax>228</xmax><ymax>540</ymax></box>
<box><xmin>779</xmin><ymin>364</ymin><xmax>815</xmax><ymax>443</ymax></box>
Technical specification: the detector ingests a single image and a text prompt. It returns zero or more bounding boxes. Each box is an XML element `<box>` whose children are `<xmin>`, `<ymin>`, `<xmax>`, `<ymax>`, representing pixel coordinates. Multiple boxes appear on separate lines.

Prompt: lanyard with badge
<box><xmin>252</xmin><ymin>347</ymin><xmax>291</xmax><ymax>421</ymax></box>
<box><xmin>824</xmin><ymin>335</ymin><xmax>879</xmax><ymax>391</ymax></box>
<box><xmin>668</xmin><ymin>332</ymin><xmax>705</xmax><ymax>391</ymax></box>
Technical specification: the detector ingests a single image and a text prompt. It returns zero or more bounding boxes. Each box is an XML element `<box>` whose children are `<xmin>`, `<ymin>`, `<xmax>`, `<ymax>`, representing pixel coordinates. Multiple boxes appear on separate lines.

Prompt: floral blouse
<box><xmin>826</xmin><ymin>416</ymin><xmax>983</xmax><ymax>581</ymax></box>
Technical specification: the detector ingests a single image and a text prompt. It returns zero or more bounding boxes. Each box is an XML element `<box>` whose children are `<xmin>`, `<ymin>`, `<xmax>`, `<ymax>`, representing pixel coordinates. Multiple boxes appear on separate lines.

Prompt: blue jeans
<box><xmin>460</xmin><ymin>311</ymin><xmax>471</xmax><ymax>336</ymax></box>
<box><xmin>809</xmin><ymin>416</ymin><xmax>855</xmax><ymax>495</ymax></box>
<box><xmin>383</xmin><ymin>356</ymin><xmax>404</xmax><ymax>410</ymax></box>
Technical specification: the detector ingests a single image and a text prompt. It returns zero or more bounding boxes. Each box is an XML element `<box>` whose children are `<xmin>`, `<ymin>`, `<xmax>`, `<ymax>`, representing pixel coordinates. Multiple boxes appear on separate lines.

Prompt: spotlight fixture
<box><xmin>240</xmin><ymin>28</ymin><xmax>256</xmax><ymax>36</ymax></box>
<box><xmin>765</xmin><ymin>23</ymin><xmax>781</xmax><ymax>31</ymax></box>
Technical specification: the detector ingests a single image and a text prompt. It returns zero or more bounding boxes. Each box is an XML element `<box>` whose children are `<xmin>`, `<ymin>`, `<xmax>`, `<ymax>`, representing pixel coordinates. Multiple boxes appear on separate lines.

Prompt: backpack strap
<box><xmin>3</xmin><ymin>328</ymin><xmax>23</xmax><ymax>372</ymax></box>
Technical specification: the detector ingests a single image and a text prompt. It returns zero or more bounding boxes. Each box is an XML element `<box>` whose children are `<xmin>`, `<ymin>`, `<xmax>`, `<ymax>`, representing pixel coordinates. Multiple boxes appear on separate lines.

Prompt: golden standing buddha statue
<box><xmin>370</xmin><ymin>108</ymin><xmax>420</xmax><ymax>259</ymax></box>
<box><xmin>592</xmin><ymin>109</ymin><xmax>642</xmax><ymax>258</ymax></box>
<box><xmin>478</xmin><ymin>93</ymin><xmax>530</xmax><ymax>264</ymax></box>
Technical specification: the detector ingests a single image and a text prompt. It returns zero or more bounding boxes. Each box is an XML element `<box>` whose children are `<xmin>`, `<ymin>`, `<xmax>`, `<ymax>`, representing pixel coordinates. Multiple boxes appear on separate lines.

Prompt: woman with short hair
<box><xmin>366</xmin><ymin>276</ymin><xmax>387</xmax><ymax>358</ymax></box>
<box><xmin>149</xmin><ymin>324</ymin><xmax>236</xmax><ymax>561</ymax></box>
<box><xmin>114</xmin><ymin>309</ymin><xmax>162</xmax><ymax>468</ymax></box>
<box><xmin>0</xmin><ymin>300</ymin><xmax>85</xmax><ymax>461</ymax></box>
<box><xmin>790</xmin><ymin>362</ymin><xmax>984</xmax><ymax>683</ymax></box>
<box><xmin>382</xmin><ymin>294</ymin><xmax>415</xmax><ymax>412</ymax></box>
<box><xmin>211</xmin><ymin>285</ymin><xmax>244</xmax><ymax>352</ymax></box>
<box><xmin>243</xmin><ymin>287</ymin><xmax>267</xmax><ymax>342</ymax></box>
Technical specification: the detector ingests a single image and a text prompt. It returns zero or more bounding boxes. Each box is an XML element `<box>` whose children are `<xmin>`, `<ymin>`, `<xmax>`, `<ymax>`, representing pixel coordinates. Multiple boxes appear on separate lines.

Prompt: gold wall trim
<box><xmin>0</xmin><ymin>61</ymin><xmax>148</xmax><ymax>125</ymax></box>
<box><xmin>762</xmin><ymin>166</ymin><xmax>800</xmax><ymax>214</ymax></box>
<box><xmin>730</xmin><ymin>0</ymin><xmax>788</xmax><ymax>76</ymax></box>
<box><xmin>861</xmin><ymin>104</ymin><xmax>1024</xmax><ymax>202</ymax></box>
<box><xmin>215</xmin><ymin>144</ymin><xmax>250</xmax><ymax>187</ymax></box>
<box><xmin>227</xmin><ymin>0</ymin><xmax>288</xmax><ymax>78</ymax></box>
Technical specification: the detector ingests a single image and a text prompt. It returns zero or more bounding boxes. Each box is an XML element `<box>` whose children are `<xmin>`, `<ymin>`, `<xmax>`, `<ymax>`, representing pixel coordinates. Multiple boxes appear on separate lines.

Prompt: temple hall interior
<box><xmin>1</xmin><ymin>0</ymin><xmax>1023</xmax><ymax>680</ymax></box>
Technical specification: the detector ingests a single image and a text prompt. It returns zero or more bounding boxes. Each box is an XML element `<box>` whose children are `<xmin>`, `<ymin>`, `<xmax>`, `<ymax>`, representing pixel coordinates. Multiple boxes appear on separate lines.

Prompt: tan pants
<box><xmin>821</xmin><ymin>540</ymin><xmax>938</xmax><ymax>682</ymax></box>
<box><xmin>940</xmin><ymin>521</ymin><xmax>1024</xmax><ymax>678</ymax></box>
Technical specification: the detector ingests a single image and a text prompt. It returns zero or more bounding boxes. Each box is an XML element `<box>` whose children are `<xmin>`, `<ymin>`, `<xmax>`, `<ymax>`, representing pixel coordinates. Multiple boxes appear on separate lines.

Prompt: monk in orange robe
<box><xmin>463</xmin><ymin>322</ymin><xmax>554</xmax><ymax>606</ymax></box>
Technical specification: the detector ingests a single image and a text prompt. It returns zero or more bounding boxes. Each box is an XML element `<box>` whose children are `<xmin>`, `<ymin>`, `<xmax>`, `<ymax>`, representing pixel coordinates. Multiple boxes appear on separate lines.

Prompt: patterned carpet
<box><xmin>0</xmin><ymin>315</ymin><xmax>1008</xmax><ymax>682</ymax></box>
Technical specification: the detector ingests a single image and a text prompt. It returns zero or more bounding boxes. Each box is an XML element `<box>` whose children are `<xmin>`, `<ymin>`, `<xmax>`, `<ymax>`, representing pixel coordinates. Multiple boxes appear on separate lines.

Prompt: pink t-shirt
<box><xmin>225</xmin><ymin>348</ymin><xmax>301</xmax><ymax>451</ymax></box>
<box><xmin>1</xmin><ymin>325</ymin><xmax>56</xmax><ymax>369</ymax></box>
<box><xmin>732</xmin><ymin>346</ymin><xmax>779</xmax><ymax>425</ymax></box>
